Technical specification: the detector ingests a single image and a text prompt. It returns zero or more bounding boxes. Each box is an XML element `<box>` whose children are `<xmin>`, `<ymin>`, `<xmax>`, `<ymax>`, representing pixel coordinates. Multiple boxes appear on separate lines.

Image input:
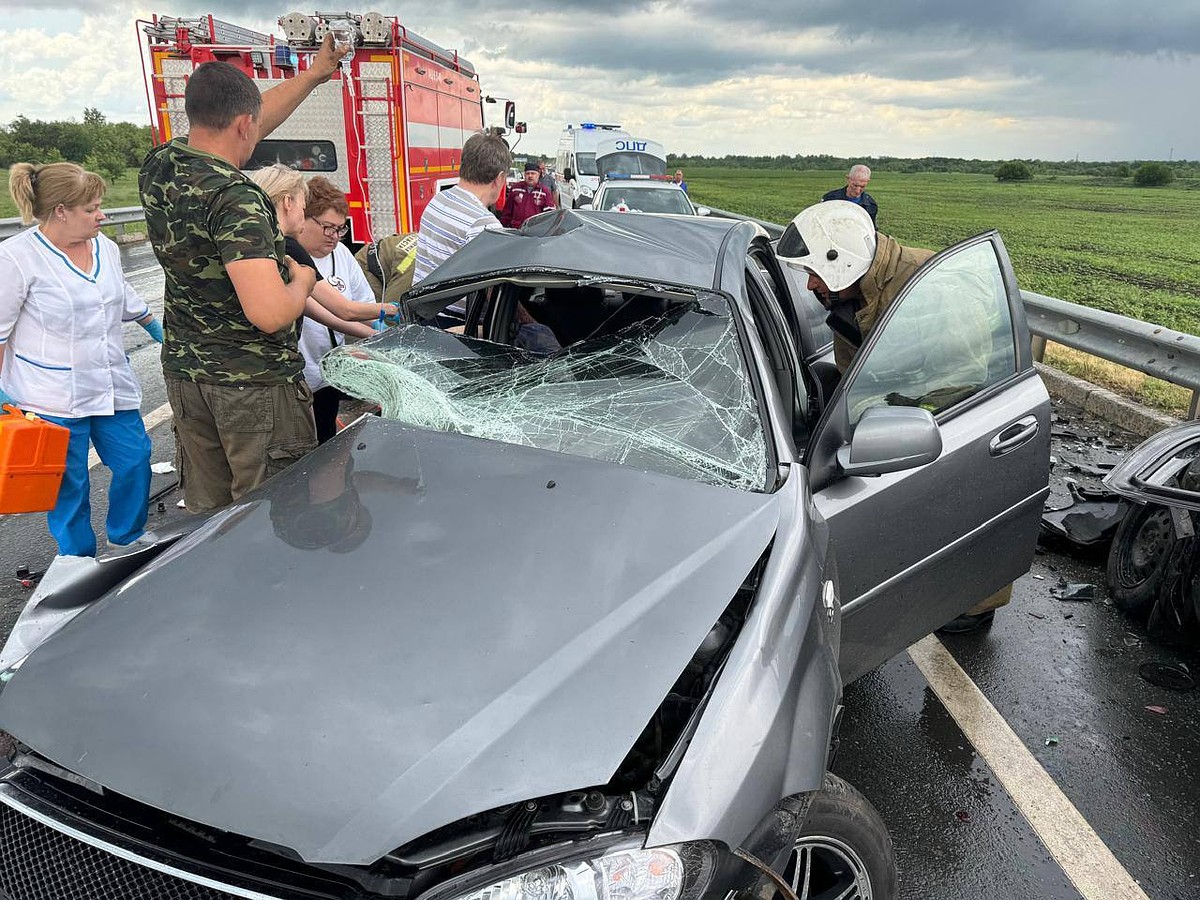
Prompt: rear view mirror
<box><xmin>836</xmin><ymin>406</ymin><xmax>942</xmax><ymax>477</ymax></box>
<box><xmin>515</xmin><ymin>122</ymin><xmax>528</xmax><ymax>134</ymax></box>
<box><xmin>504</xmin><ymin>101</ymin><xmax>516</xmax><ymax>131</ymax></box>
<box><xmin>696</xmin><ymin>207</ymin><xmax>711</xmax><ymax>216</ymax></box>
<box><xmin>563</xmin><ymin>167</ymin><xmax>574</xmax><ymax>181</ymax></box>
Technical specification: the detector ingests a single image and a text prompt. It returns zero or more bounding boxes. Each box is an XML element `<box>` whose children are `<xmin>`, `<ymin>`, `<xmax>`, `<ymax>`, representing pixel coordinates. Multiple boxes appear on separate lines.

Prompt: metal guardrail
<box><xmin>706</xmin><ymin>205</ymin><xmax>1200</xmax><ymax>419</ymax></box>
<box><xmin>1021</xmin><ymin>291</ymin><xmax>1200</xmax><ymax>418</ymax></box>
<box><xmin>0</xmin><ymin>206</ymin><xmax>146</xmax><ymax>240</ymax></box>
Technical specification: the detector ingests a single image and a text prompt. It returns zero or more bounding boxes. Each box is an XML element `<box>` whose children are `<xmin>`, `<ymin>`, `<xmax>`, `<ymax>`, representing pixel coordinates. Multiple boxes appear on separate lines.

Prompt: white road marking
<box><xmin>909</xmin><ymin>635</ymin><xmax>1150</xmax><ymax>900</ymax></box>
<box><xmin>86</xmin><ymin>401</ymin><xmax>173</xmax><ymax>470</ymax></box>
<box><xmin>122</xmin><ymin>264</ymin><xmax>164</xmax><ymax>280</ymax></box>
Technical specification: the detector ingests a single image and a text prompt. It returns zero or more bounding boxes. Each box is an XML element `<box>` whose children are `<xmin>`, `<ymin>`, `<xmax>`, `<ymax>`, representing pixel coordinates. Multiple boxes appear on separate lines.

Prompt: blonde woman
<box><xmin>0</xmin><ymin>162</ymin><xmax>162</xmax><ymax>556</ymax></box>
<box><xmin>248</xmin><ymin>165</ymin><xmax>397</xmax><ymax>342</ymax></box>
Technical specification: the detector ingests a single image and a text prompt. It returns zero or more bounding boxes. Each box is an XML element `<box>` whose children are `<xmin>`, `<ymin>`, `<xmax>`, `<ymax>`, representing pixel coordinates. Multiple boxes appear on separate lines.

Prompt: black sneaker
<box><xmin>936</xmin><ymin>609</ymin><xmax>996</xmax><ymax>635</ymax></box>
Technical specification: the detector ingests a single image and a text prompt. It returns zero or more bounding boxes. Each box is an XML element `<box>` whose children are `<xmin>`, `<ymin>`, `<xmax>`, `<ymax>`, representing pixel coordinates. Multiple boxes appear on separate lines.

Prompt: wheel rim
<box><xmin>1118</xmin><ymin>508</ymin><xmax>1174</xmax><ymax>585</ymax></box>
<box><xmin>784</xmin><ymin>834</ymin><xmax>873</xmax><ymax>900</ymax></box>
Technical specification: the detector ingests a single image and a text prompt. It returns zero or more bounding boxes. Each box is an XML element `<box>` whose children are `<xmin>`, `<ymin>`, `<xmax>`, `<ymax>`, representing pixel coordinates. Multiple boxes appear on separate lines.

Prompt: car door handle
<box><xmin>989</xmin><ymin>415</ymin><xmax>1039</xmax><ymax>457</ymax></box>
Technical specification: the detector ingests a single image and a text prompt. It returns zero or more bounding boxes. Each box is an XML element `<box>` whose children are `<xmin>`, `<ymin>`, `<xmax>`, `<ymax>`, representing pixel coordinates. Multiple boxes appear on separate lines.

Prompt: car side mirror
<box><xmin>696</xmin><ymin>206</ymin><xmax>711</xmax><ymax>216</ymax></box>
<box><xmin>836</xmin><ymin>406</ymin><xmax>942</xmax><ymax>477</ymax></box>
<box><xmin>514</xmin><ymin>121</ymin><xmax>528</xmax><ymax>134</ymax></box>
<box><xmin>504</xmin><ymin>101</ymin><xmax>516</xmax><ymax>130</ymax></box>
<box><xmin>563</xmin><ymin>168</ymin><xmax>574</xmax><ymax>181</ymax></box>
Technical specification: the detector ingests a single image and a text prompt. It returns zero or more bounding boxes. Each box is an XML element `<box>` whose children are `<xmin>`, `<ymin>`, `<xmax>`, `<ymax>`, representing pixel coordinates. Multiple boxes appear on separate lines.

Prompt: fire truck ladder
<box><xmin>347</xmin><ymin>56</ymin><xmax>402</xmax><ymax>241</ymax></box>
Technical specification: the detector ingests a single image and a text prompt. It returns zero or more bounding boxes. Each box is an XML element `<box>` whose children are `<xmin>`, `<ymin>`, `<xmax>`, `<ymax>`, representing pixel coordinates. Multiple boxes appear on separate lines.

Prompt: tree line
<box><xmin>666</xmin><ymin>152</ymin><xmax>1199</xmax><ymax>181</ymax></box>
<box><xmin>0</xmin><ymin>109</ymin><xmax>153</xmax><ymax>182</ymax></box>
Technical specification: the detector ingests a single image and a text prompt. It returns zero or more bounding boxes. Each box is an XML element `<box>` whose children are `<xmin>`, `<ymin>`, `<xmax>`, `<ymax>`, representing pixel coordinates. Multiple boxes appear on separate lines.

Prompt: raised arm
<box><xmin>257</xmin><ymin>34</ymin><xmax>351</xmax><ymax>138</ymax></box>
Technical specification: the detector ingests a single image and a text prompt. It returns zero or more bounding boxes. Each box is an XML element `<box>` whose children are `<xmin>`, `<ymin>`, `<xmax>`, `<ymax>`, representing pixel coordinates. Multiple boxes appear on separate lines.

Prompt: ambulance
<box><xmin>555</xmin><ymin>123</ymin><xmax>630</xmax><ymax>208</ymax></box>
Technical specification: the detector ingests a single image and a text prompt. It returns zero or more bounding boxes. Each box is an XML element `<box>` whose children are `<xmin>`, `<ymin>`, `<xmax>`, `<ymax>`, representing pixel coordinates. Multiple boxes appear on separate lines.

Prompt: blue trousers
<box><xmin>41</xmin><ymin>409</ymin><xmax>152</xmax><ymax>557</ymax></box>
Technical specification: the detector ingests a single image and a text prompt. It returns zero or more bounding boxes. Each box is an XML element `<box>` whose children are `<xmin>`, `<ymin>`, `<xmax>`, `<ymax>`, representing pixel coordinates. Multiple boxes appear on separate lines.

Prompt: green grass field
<box><xmin>688</xmin><ymin>169</ymin><xmax>1200</xmax><ymax>339</ymax></box>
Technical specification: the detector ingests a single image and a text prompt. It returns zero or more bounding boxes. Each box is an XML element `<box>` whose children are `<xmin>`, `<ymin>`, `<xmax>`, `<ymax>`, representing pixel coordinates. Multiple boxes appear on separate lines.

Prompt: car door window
<box><xmin>845</xmin><ymin>239</ymin><xmax>1017</xmax><ymax>425</ymax></box>
<box><xmin>745</xmin><ymin>264</ymin><xmax>809</xmax><ymax>439</ymax></box>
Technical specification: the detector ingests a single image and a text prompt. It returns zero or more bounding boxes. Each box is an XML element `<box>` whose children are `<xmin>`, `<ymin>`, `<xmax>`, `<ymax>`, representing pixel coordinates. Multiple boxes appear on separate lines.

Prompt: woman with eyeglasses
<box><xmin>249</xmin><ymin>167</ymin><xmax>398</xmax><ymax>442</ymax></box>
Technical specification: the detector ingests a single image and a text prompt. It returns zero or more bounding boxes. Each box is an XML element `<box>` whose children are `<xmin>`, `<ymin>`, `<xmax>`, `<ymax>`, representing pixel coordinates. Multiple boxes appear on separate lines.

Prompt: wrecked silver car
<box><xmin>1104</xmin><ymin>420</ymin><xmax>1200</xmax><ymax>644</ymax></box>
<box><xmin>0</xmin><ymin>210</ymin><xmax>1049</xmax><ymax>899</ymax></box>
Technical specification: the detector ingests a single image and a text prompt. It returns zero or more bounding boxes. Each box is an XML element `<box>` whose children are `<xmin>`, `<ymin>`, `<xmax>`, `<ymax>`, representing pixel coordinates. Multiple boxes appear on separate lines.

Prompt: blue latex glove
<box><xmin>141</xmin><ymin>318</ymin><xmax>164</xmax><ymax>343</ymax></box>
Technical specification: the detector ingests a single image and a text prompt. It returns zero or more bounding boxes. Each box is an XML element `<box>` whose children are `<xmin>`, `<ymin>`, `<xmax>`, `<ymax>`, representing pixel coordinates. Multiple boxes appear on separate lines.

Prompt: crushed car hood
<box><xmin>0</xmin><ymin>419</ymin><xmax>778</xmax><ymax>865</ymax></box>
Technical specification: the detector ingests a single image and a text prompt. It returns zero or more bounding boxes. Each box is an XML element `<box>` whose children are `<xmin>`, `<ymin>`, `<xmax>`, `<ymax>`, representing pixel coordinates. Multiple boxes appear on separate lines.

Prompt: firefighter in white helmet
<box><xmin>779</xmin><ymin>200</ymin><xmax>1010</xmax><ymax>634</ymax></box>
<box><xmin>777</xmin><ymin>200</ymin><xmax>933</xmax><ymax>373</ymax></box>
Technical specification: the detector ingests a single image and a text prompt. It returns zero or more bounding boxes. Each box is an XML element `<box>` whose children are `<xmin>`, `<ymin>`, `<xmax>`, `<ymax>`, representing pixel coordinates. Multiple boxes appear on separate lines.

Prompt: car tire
<box><xmin>778</xmin><ymin>773</ymin><xmax>897</xmax><ymax>900</ymax></box>
<box><xmin>1107</xmin><ymin>503</ymin><xmax>1178</xmax><ymax>619</ymax></box>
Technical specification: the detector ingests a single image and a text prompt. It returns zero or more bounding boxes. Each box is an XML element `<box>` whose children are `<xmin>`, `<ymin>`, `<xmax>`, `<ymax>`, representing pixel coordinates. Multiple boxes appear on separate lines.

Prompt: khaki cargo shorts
<box><xmin>166</xmin><ymin>376</ymin><xmax>317</xmax><ymax>514</ymax></box>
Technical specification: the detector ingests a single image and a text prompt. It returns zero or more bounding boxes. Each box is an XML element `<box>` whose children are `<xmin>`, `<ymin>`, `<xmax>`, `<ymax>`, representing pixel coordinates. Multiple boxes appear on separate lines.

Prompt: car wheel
<box><xmin>1107</xmin><ymin>503</ymin><xmax>1177</xmax><ymax>619</ymax></box>
<box><xmin>778</xmin><ymin>773</ymin><xmax>896</xmax><ymax>900</ymax></box>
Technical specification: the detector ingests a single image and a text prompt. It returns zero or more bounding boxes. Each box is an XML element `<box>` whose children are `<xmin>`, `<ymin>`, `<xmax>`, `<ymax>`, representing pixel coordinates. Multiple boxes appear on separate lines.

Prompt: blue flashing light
<box><xmin>580</xmin><ymin>123</ymin><xmax>596</xmax><ymax>129</ymax></box>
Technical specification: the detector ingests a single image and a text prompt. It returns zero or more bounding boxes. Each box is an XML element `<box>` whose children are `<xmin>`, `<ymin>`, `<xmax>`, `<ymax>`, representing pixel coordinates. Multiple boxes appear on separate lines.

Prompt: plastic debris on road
<box><xmin>1053</xmin><ymin>582</ymin><xmax>1097</xmax><ymax>601</ymax></box>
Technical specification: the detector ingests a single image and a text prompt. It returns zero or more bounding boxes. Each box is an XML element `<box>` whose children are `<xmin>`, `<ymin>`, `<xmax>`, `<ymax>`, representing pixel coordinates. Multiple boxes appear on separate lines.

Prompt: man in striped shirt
<box><xmin>412</xmin><ymin>132</ymin><xmax>511</xmax><ymax>286</ymax></box>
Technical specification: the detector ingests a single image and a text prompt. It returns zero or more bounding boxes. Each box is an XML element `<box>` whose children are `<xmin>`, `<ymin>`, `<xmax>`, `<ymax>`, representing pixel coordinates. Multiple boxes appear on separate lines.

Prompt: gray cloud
<box><xmin>690</xmin><ymin>0</ymin><xmax>1200</xmax><ymax>57</ymax></box>
<box><xmin>2</xmin><ymin>0</ymin><xmax>1195</xmax><ymax>159</ymax></box>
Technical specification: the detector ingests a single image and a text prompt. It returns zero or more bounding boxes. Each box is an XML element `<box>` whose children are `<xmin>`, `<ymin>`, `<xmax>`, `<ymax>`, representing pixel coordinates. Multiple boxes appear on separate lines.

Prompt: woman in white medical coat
<box><xmin>0</xmin><ymin>162</ymin><xmax>163</xmax><ymax>557</ymax></box>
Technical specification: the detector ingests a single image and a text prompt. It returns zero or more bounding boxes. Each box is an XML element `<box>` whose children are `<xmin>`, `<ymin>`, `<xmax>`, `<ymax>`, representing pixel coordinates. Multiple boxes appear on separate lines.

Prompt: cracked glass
<box><xmin>321</xmin><ymin>297</ymin><xmax>768</xmax><ymax>491</ymax></box>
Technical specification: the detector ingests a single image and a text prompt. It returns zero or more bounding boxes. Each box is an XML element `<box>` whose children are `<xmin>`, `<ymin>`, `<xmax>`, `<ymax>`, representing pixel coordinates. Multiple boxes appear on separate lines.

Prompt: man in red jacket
<box><xmin>500</xmin><ymin>161</ymin><xmax>555</xmax><ymax>228</ymax></box>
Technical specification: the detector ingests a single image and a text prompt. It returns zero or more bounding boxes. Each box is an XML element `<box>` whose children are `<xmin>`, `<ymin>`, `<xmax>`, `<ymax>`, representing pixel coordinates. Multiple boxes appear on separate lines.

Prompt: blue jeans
<box><xmin>41</xmin><ymin>410</ymin><xmax>152</xmax><ymax>557</ymax></box>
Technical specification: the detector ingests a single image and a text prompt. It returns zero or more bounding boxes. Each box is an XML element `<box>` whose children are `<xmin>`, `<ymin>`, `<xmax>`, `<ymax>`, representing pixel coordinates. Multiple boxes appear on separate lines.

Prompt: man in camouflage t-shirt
<box><xmin>139</xmin><ymin>42</ymin><xmax>343</xmax><ymax>513</ymax></box>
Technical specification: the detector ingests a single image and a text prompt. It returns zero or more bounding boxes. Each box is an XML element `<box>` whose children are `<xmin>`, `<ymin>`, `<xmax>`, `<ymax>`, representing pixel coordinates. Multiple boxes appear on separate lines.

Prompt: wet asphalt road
<box><xmin>0</xmin><ymin>242</ymin><xmax>1197</xmax><ymax>899</ymax></box>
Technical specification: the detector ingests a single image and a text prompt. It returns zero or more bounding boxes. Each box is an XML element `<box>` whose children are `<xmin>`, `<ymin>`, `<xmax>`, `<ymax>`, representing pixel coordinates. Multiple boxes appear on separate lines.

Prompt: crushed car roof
<box><xmin>405</xmin><ymin>209</ymin><xmax>757</xmax><ymax>318</ymax></box>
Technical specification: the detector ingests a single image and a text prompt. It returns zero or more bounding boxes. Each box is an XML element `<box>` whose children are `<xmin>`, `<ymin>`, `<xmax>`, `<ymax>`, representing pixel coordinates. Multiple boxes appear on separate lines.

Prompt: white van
<box><xmin>556</xmin><ymin>123</ymin><xmax>630</xmax><ymax>208</ymax></box>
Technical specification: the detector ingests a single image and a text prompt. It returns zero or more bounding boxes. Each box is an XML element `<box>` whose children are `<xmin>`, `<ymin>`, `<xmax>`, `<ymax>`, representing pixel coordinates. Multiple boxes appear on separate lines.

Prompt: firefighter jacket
<box><xmin>833</xmin><ymin>233</ymin><xmax>934</xmax><ymax>372</ymax></box>
<box><xmin>500</xmin><ymin>182</ymin><xmax>555</xmax><ymax>228</ymax></box>
<box><xmin>355</xmin><ymin>233</ymin><xmax>419</xmax><ymax>304</ymax></box>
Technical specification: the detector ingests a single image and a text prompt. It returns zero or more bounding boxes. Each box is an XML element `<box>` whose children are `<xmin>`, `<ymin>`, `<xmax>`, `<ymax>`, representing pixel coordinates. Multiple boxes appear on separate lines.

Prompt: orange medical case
<box><xmin>0</xmin><ymin>404</ymin><xmax>70</xmax><ymax>514</ymax></box>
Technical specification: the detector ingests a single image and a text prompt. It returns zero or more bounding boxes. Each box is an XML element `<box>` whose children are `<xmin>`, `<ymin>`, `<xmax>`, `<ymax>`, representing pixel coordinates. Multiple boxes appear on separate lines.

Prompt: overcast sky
<box><xmin>0</xmin><ymin>0</ymin><xmax>1195</xmax><ymax>161</ymax></box>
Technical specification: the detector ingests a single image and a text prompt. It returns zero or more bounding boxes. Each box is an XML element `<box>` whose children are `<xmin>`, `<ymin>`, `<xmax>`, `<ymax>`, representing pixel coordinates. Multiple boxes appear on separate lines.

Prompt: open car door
<box><xmin>804</xmin><ymin>232</ymin><xmax>1051</xmax><ymax>681</ymax></box>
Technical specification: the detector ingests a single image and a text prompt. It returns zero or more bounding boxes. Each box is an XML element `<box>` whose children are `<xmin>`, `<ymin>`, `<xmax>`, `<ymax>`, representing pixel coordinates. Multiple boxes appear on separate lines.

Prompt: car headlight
<box><xmin>579</xmin><ymin>185</ymin><xmax>594</xmax><ymax>197</ymax></box>
<box><xmin>459</xmin><ymin>848</ymin><xmax>680</xmax><ymax>900</ymax></box>
<box><xmin>443</xmin><ymin>842</ymin><xmax>719</xmax><ymax>900</ymax></box>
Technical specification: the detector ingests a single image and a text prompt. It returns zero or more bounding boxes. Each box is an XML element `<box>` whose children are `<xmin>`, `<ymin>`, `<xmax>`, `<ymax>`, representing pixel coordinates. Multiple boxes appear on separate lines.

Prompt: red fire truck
<box><xmin>139</xmin><ymin>10</ymin><xmax>517</xmax><ymax>243</ymax></box>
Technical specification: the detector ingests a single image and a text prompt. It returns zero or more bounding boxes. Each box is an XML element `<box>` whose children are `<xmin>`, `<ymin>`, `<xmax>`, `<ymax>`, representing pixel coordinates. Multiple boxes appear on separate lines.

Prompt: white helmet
<box><xmin>777</xmin><ymin>200</ymin><xmax>877</xmax><ymax>292</ymax></box>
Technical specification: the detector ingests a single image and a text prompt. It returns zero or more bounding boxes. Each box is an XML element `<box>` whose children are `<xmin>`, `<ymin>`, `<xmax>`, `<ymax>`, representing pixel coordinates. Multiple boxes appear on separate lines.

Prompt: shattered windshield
<box><xmin>322</xmin><ymin>296</ymin><xmax>768</xmax><ymax>491</ymax></box>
